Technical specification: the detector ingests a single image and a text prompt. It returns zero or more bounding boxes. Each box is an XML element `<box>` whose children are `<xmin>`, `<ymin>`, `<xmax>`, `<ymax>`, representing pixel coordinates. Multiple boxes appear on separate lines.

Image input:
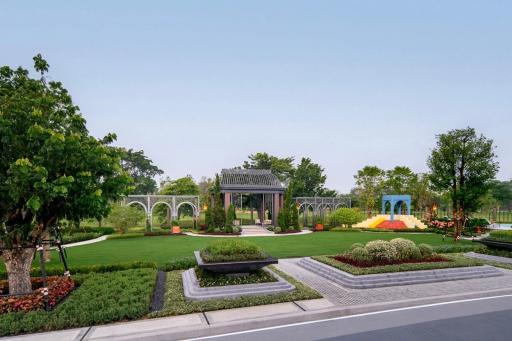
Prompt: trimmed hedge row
<box><xmin>0</xmin><ymin>268</ymin><xmax>156</xmax><ymax>337</ymax></box>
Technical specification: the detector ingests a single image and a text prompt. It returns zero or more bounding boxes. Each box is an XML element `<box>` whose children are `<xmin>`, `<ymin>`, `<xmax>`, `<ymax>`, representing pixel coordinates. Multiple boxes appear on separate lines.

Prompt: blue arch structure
<box><xmin>381</xmin><ymin>195</ymin><xmax>411</xmax><ymax>221</ymax></box>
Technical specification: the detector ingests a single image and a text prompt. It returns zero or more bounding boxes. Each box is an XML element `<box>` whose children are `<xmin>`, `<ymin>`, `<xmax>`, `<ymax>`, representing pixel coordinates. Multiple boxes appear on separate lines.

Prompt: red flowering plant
<box><xmin>0</xmin><ymin>276</ymin><xmax>75</xmax><ymax>313</ymax></box>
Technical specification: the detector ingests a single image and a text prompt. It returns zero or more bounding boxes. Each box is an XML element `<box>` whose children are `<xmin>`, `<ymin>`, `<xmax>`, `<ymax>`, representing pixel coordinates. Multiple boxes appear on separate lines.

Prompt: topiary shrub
<box><xmin>350</xmin><ymin>243</ymin><xmax>365</xmax><ymax>251</ymax></box>
<box><xmin>365</xmin><ymin>240</ymin><xmax>398</xmax><ymax>262</ymax></box>
<box><xmin>274</xmin><ymin>226</ymin><xmax>282</xmax><ymax>233</ymax></box>
<box><xmin>350</xmin><ymin>247</ymin><xmax>370</xmax><ymax>262</ymax></box>
<box><xmin>213</xmin><ymin>228</ymin><xmax>221</xmax><ymax>233</ymax></box>
<box><xmin>390</xmin><ymin>238</ymin><xmax>422</xmax><ymax>260</ymax></box>
<box><xmin>418</xmin><ymin>243</ymin><xmax>434</xmax><ymax>258</ymax></box>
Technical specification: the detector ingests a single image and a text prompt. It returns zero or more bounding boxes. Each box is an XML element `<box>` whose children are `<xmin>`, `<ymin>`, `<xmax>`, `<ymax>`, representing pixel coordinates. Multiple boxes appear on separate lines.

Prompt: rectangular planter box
<box><xmin>194</xmin><ymin>251</ymin><xmax>278</xmax><ymax>274</ymax></box>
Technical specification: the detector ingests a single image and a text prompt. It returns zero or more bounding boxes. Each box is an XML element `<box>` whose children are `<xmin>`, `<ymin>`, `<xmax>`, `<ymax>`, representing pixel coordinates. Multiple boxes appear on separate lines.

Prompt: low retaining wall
<box><xmin>182</xmin><ymin>267</ymin><xmax>295</xmax><ymax>301</ymax></box>
<box><xmin>297</xmin><ymin>257</ymin><xmax>504</xmax><ymax>289</ymax></box>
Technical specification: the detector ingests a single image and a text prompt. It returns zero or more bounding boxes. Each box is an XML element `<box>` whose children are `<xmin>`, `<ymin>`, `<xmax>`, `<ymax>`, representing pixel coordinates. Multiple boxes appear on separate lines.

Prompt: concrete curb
<box><xmin>83</xmin><ymin>287</ymin><xmax>512</xmax><ymax>340</ymax></box>
<box><xmin>298</xmin><ymin>257</ymin><xmax>504</xmax><ymax>289</ymax></box>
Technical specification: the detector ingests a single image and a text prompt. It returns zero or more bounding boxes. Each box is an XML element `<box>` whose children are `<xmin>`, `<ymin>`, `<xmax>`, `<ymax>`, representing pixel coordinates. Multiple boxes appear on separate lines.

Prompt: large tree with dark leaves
<box><xmin>120</xmin><ymin>148</ymin><xmax>163</xmax><ymax>194</ymax></box>
<box><xmin>0</xmin><ymin>55</ymin><xmax>131</xmax><ymax>294</ymax></box>
<box><xmin>243</xmin><ymin>152</ymin><xmax>294</xmax><ymax>181</ymax></box>
<box><xmin>428</xmin><ymin>127</ymin><xmax>499</xmax><ymax>237</ymax></box>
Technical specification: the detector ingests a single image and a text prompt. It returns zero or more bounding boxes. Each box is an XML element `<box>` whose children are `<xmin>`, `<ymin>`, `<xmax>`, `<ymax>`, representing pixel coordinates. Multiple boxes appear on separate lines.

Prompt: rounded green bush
<box><xmin>418</xmin><ymin>243</ymin><xmax>434</xmax><ymax>258</ymax></box>
<box><xmin>274</xmin><ymin>226</ymin><xmax>282</xmax><ymax>233</ymax></box>
<box><xmin>390</xmin><ymin>238</ymin><xmax>422</xmax><ymax>260</ymax></box>
<box><xmin>232</xmin><ymin>226</ymin><xmax>240</xmax><ymax>233</ymax></box>
<box><xmin>350</xmin><ymin>247</ymin><xmax>370</xmax><ymax>262</ymax></box>
<box><xmin>213</xmin><ymin>228</ymin><xmax>221</xmax><ymax>233</ymax></box>
<box><xmin>365</xmin><ymin>240</ymin><xmax>398</xmax><ymax>262</ymax></box>
<box><xmin>350</xmin><ymin>243</ymin><xmax>365</xmax><ymax>251</ymax></box>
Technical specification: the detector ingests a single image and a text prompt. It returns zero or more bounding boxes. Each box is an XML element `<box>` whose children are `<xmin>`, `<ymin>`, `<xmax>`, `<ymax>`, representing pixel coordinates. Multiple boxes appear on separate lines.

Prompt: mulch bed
<box><xmin>199</xmin><ymin>232</ymin><xmax>242</xmax><ymax>236</ymax></box>
<box><xmin>332</xmin><ymin>255</ymin><xmax>450</xmax><ymax>268</ymax></box>
<box><xmin>143</xmin><ymin>232</ymin><xmax>185</xmax><ymax>236</ymax></box>
<box><xmin>275</xmin><ymin>230</ymin><xmax>302</xmax><ymax>234</ymax></box>
<box><xmin>149</xmin><ymin>270</ymin><xmax>167</xmax><ymax>312</ymax></box>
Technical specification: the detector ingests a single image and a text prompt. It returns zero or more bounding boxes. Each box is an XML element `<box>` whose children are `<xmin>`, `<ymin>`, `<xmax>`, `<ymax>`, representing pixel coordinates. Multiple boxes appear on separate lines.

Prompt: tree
<box><xmin>226</xmin><ymin>204</ymin><xmax>236</xmax><ymax>227</ymax></box>
<box><xmin>428</xmin><ymin>127</ymin><xmax>499</xmax><ymax>238</ymax></box>
<box><xmin>156</xmin><ymin>175</ymin><xmax>200</xmax><ymax>222</ymax></box>
<box><xmin>120</xmin><ymin>148</ymin><xmax>163</xmax><ymax>194</ymax></box>
<box><xmin>0</xmin><ymin>55</ymin><xmax>131</xmax><ymax>294</ymax></box>
<box><xmin>205</xmin><ymin>174</ymin><xmax>225</xmax><ymax>229</ymax></box>
<box><xmin>243</xmin><ymin>152</ymin><xmax>295</xmax><ymax>181</ymax></box>
<box><xmin>278</xmin><ymin>185</ymin><xmax>295</xmax><ymax>229</ymax></box>
<box><xmin>198</xmin><ymin>176</ymin><xmax>214</xmax><ymax>208</ymax></box>
<box><xmin>353</xmin><ymin>166</ymin><xmax>385</xmax><ymax>216</ymax></box>
<box><xmin>107</xmin><ymin>204</ymin><xmax>145</xmax><ymax>233</ymax></box>
<box><xmin>486</xmin><ymin>180</ymin><xmax>512</xmax><ymax>210</ymax></box>
<box><xmin>333</xmin><ymin>208</ymin><xmax>364</xmax><ymax>227</ymax></box>
<box><xmin>292</xmin><ymin>158</ymin><xmax>331</xmax><ymax>197</ymax></box>
<box><xmin>384</xmin><ymin>166</ymin><xmax>418</xmax><ymax>195</ymax></box>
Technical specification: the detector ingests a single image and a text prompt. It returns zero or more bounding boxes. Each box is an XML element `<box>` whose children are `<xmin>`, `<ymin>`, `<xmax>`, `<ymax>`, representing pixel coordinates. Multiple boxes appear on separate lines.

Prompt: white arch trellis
<box><xmin>294</xmin><ymin>196</ymin><xmax>351</xmax><ymax>226</ymax></box>
<box><xmin>123</xmin><ymin>195</ymin><xmax>200</xmax><ymax>228</ymax></box>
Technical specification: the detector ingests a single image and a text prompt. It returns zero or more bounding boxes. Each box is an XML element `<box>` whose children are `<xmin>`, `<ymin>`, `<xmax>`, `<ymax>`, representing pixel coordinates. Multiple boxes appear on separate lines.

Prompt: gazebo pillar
<box><xmin>224</xmin><ymin>192</ymin><xmax>231</xmax><ymax>213</ymax></box>
<box><xmin>272</xmin><ymin>193</ymin><xmax>281</xmax><ymax>226</ymax></box>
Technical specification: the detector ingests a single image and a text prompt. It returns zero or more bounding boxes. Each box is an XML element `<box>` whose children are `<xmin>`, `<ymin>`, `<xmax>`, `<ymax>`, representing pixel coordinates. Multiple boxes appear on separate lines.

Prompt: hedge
<box><xmin>61</xmin><ymin>232</ymin><xmax>102</xmax><ymax>244</ymax></box>
<box><xmin>0</xmin><ymin>268</ymin><xmax>156</xmax><ymax>337</ymax></box>
<box><xmin>107</xmin><ymin>233</ymin><xmax>144</xmax><ymax>240</ymax></box>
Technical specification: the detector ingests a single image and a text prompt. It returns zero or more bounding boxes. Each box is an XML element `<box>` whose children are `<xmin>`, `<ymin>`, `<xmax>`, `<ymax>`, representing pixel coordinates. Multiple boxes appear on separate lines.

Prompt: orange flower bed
<box><xmin>376</xmin><ymin>220</ymin><xmax>407</xmax><ymax>229</ymax></box>
<box><xmin>0</xmin><ymin>276</ymin><xmax>75</xmax><ymax>313</ymax></box>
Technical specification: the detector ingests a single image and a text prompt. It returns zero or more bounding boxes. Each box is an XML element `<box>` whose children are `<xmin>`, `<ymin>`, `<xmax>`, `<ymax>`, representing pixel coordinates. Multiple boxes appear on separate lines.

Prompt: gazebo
<box><xmin>220</xmin><ymin>169</ymin><xmax>286</xmax><ymax>226</ymax></box>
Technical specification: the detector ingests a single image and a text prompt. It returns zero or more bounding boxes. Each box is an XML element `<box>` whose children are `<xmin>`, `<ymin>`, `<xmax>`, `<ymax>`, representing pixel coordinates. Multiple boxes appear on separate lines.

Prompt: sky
<box><xmin>1</xmin><ymin>1</ymin><xmax>511</xmax><ymax>192</ymax></box>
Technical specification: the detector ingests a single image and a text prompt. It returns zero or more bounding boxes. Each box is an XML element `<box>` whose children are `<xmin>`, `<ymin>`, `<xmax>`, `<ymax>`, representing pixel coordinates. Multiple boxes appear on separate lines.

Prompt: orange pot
<box><xmin>315</xmin><ymin>224</ymin><xmax>324</xmax><ymax>231</ymax></box>
<box><xmin>172</xmin><ymin>226</ymin><xmax>181</xmax><ymax>234</ymax></box>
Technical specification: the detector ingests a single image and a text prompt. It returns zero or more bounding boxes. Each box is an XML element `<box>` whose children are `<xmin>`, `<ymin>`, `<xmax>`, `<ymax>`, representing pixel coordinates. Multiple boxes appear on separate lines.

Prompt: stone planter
<box><xmin>194</xmin><ymin>251</ymin><xmax>277</xmax><ymax>274</ymax></box>
<box><xmin>477</xmin><ymin>239</ymin><xmax>512</xmax><ymax>250</ymax></box>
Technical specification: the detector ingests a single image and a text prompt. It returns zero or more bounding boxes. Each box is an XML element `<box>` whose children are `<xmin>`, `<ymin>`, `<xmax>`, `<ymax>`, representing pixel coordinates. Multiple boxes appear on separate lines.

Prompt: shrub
<box><xmin>232</xmin><ymin>226</ymin><xmax>240</xmax><ymax>233</ymax></box>
<box><xmin>171</xmin><ymin>220</ymin><xmax>180</xmax><ymax>227</ymax></box>
<box><xmin>226</xmin><ymin>205</ymin><xmax>236</xmax><ymax>227</ymax></box>
<box><xmin>107</xmin><ymin>233</ymin><xmax>144</xmax><ymax>240</ymax></box>
<box><xmin>390</xmin><ymin>238</ymin><xmax>422</xmax><ymax>260</ymax></box>
<box><xmin>224</xmin><ymin>226</ymin><xmax>233</xmax><ymax>234</ymax></box>
<box><xmin>106</xmin><ymin>204</ymin><xmax>145</xmax><ymax>233</ymax></box>
<box><xmin>350</xmin><ymin>243</ymin><xmax>365</xmax><ymax>250</ymax></box>
<box><xmin>213</xmin><ymin>228</ymin><xmax>221</xmax><ymax>233</ymax></box>
<box><xmin>487</xmin><ymin>230</ymin><xmax>512</xmax><ymax>243</ymax></box>
<box><xmin>274</xmin><ymin>226</ymin><xmax>282</xmax><ymax>233</ymax></box>
<box><xmin>200</xmin><ymin>239</ymin><xmax>266</xmax><ymax>263</ymax></box>
<box><xmin>432</xmin><ymin>244</ymin><xmax>487</xmax><ymax>254</ymax></box>
<box><xmin>333</xmin><ymin>207</ymin><xmax>365</xmax><ymax>227</ymax></box>
<box><xmin>159</xmin><ymin>257</ymin><xmax>196</xmax><ymax>271</ymax></box>
<box><xmin>365</xmin><ymin>240</ymin><xmax>398</xmax><ymax>262</ymax></box>
<box><xmin>418</xmin><ymin>243</ymin><xmax>434</xmax><ymax>258</ymax></box>
<box><xmin>350</xmin><ymin>247</ymin><xmax>370</xmax><ymax>262</ymax></box>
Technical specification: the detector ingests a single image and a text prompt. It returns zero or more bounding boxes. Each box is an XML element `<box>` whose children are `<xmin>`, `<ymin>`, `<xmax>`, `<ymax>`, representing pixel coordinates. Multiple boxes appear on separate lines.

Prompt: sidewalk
<box><xmin>7</xmin><ymin>288</ymin><xmax>512</xmax><ymax>341</ymax></box>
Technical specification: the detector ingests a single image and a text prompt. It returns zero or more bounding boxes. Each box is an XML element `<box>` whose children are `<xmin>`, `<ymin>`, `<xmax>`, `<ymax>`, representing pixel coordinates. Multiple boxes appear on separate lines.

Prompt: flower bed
<box><xmin>312</xmin><ymin>253</ymin><xmax>483</xmax><ymax>275</ymax></box>
<box><xmin>151</xmin><ymin>267</ymin><xmax>321</xmax><ymax>317</ymax></box>
<box><xmin>376</xmin><ymin>220</ymin><xmax>407</xmax><ymax>229</ymax></box>
<box><xmin>194</xmin><ymin>267</ymin><xmax>277</xmax><ymax>287</ymax></box>
<box><xmin>0</xmin><ymin>276</ymin><xmax>75</xmax><ymax>313</ymax></box>
<box><xmin>332</xmin><ymin>254</ymin><xmax>449</xmax><ymax>268</ymax></box>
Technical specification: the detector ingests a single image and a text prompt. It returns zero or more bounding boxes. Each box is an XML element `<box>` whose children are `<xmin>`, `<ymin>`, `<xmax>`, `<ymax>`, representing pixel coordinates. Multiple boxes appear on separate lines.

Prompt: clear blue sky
<box><xmin>2</xmin><ymin>1</ymin><xmax>511</xmax><ymax>192</ymax></box>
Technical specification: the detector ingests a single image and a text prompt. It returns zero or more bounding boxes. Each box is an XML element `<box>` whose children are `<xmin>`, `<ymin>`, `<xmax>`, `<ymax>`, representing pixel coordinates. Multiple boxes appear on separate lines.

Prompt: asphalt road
<box><xmin>191</xmin><ymin>295</ymin><xmax>512</xmax><ymax>341</ymax></box>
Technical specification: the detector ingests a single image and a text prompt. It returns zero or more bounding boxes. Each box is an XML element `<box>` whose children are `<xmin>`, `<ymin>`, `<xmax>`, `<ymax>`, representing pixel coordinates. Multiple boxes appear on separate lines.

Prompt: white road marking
<box><xmin>186</xmin><ymin>294</ymin><xmax>512</xmax><ymax>340</ymax></box>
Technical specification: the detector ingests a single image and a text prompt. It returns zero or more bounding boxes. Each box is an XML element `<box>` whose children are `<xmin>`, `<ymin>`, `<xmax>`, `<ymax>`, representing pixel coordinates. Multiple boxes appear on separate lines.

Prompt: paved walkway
<box><xmin>276</xmin><ymin>258</ymin><xmax>512</xmax><ymax>306</ymax></box>
<box><xmin>184</xmin><ymin>228</ymin><xmax>312</xmax><ymax>238</ymax></box>
<box><xmin>59</xmin><ymin>235</ymin><xmax>108</xmax><ymax>249</ymax></box>
<box><xmin>465</xmin><ymin>252</ymin><xmax>512</xmax><ymax>264</ymax></box>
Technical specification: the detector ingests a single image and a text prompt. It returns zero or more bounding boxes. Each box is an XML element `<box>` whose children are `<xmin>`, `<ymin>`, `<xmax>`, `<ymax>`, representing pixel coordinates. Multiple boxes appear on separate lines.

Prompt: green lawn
<box><xmin>42</xmin><ymin>232</ymin><xmax>472</xmax><ymax>268</ymax></box>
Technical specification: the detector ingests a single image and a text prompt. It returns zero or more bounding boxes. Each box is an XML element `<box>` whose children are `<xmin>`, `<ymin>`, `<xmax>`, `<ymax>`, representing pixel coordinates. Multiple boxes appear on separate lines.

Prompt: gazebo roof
<box><xmin>220</xmin><ymin>169</ymin><xmax>286</xmax><ymax>193</ymax></box>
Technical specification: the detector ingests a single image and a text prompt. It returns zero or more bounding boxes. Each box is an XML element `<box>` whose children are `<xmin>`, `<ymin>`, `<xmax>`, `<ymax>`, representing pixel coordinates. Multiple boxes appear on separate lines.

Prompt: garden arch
<box><xmin>294</xmin><ymin>196</ymin><xmax>351</xmax><ymax>226</ymax></box>
<box><xmin>123</xmin><ymin>195</ymin><xmax>200</xmax><ymax>229</ymax></box>
<box><xmin>381</xmin><ymin>194</ymin><xmax>411</xmax><ymax>221</ymax></box>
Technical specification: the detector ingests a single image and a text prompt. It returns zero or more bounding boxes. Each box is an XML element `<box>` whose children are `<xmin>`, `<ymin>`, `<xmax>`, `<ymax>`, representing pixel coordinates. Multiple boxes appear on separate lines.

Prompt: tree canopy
<box><xmin>120</xmin><ymin>148</ymin><xmax>163</xmax><ymax>194</ymax></box>
<box><xmin>243</xmin><ymin>152</ymin><xmax>295</xmax><ymax>181</ymax></box>
<box><xmin>428</xmin><ymin>127</ymin><xmax>499</xmax><ymax>221</ymax></box>
<box><xmin>0</xmin><ymin>55</ymin><xmax>131</xmax><ymax>293</ymax></box>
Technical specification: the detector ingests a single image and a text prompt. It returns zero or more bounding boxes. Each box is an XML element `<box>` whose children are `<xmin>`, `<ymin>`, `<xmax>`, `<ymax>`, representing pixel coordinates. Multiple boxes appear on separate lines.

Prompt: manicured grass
<box><xmin>151</xmin><ymin>266</ymin><xmax>321</xmax><ymax>317</ymax></box>
<box><xmin>0</xmin><ymin>268</ymin><xmax>156</xmax><ymax>337</ymax></box>
<box><xmin>312</xmin><ymin>253</ymin><xmax>483</xmax><ymax>275</ymax></box>
<box><xmin>32</xmin><ymin>232</ymin><xmax>474</xmax><ymax>269</ymax></box>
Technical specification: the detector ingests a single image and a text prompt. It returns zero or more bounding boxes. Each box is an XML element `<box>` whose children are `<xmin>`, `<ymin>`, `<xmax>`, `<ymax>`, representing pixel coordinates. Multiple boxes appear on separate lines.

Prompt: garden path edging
<box><xmin>182</xmin><ymin>267</ymin><xmax>295</xmax><ymax>300</ymax></box>
<box><xmin>297</xmin><ymin>257</ymin><xmax>504</xmax><ymax>289</ymax></box>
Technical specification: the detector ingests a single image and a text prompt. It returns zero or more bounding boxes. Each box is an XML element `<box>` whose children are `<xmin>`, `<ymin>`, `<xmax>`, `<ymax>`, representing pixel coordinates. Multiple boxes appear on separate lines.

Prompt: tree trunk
<box><xmin>2</xmin><ymin>248</ymin><xmax>36</xmax><ymax>295</ymax></box>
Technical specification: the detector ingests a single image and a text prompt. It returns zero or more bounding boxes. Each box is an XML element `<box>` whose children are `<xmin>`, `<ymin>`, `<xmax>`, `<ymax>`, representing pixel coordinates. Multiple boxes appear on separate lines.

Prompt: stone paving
<box><xmin>465</xmin><ymin>251</ymin><xmax>512</xmax><ymax>264</ymax></box>
<box><xmin>276</xmin><ymin>258</ymin><xmax>512</xmax><ymax>306</ymax></box>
